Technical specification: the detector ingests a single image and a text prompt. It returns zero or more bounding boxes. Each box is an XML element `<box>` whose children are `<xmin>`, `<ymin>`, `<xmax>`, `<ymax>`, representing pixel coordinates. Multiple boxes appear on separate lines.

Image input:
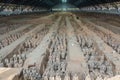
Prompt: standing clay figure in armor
<box><xmin>61</xmin><ymin>52</ymin><xmax>66</xmax><ymax>59</ymax></box>
<box><xmin>19</xmin><ymin>58</ymin><xmax>23</xmax><ymax>67</ymax></box>
<box><xmin>13</xmin><ymin>54</ymin><xmax>17</xmax><ymax>63</ymax></box>
<box><xmin>49</xmin><ymin>75</ymin><xmax>55</xmax><ymax>80</ymax></box>
<box><xmin>96</xmin><ymin>75</ymin><xmax>103</xmax><ymax>80</ymax></box>
<box><xmin>43</xmin><ymin>75</ymin><xmax>48</xmax><ymax>80</ymax></box>
<box><xmin>55</xmin><ymin>74</ymin><xmax>61</xmax><ymax>80</ymax></box>
<box><xmin>104</xmin><ymin>61</ymin><xmax>113</xmax><ymax>77</ymax></box>
<box><xmin>117</xmin><ymin>46</ymin><xmax>120</xmax><ymax>54</ymax></box>
<box><xmin>88</xmin><ymin>56</ymin><xmax>95</xmax><ymax>72</ymax></box>
<box><xmin>85</xmin><ymin>75</ymin><xmax>91</xmax><ymax>80</ymax></box>
<box><xmin>60</xmin><ymin>61</ymin><xmax>66</xmax><ymax>73</ymax></box>
<box><xmin>72</xmin><ymin>73</ymin><xmax>79</xmax><ymax>80</ymax></box>
<box><xmin>0</xmin><ymin>61</ymin><xmax>4</xmax><ymax>67</ymax></box>
<box><xmin>10</xmin><ymin>58</ymin><xmax>14</xmax><ymax>67</ymax></box>
<box><xmin>64</xmin><ymin>73</ymin><xmax>70</xmax><ymax>80</ymax></box>
<box><xmin>4</xmin><ymin>58</ymin><xmax>9</xmax><ymax>67</ymax></box>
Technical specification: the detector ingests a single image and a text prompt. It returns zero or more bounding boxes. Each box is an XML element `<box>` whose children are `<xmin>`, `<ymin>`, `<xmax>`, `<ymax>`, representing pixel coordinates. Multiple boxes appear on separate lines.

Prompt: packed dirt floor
<box><xmin>0</xmin><ymin>12</ymin><xmax>120</xmax><ymax>80</ymax></box>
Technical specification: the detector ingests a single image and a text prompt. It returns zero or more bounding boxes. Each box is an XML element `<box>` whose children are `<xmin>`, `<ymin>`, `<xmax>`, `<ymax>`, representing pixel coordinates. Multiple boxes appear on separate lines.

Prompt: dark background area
<box><xmin>0</xmin><ymin>0</ymin><xmax>120</xmax><ymax>8</ymax></box>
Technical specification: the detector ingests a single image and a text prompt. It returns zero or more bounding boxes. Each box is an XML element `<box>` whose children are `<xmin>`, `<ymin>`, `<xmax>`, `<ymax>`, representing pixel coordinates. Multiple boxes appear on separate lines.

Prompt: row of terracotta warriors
<box><xmin>0</xmin><ymin>26</ymin><xmax>49</xmax><ymax>68</ymax></box>
<box><xmin>0</xmin><ymin>3</ymin><xmax>47</xmax><ymax>16</ymax></box>
<box><xmin>80</xmin><ymin>1</ymin><xmax>120</xmax><ymax>12</ymax></box>
<box><xmin>75</xmin><ymin>28</ymin><xmax>114</xmax><ymax>80</ymax></box>
<box><xmin>0</xmin><ymin>24</ymin><xmax>22</xmax><ymax>35</ymax></box>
